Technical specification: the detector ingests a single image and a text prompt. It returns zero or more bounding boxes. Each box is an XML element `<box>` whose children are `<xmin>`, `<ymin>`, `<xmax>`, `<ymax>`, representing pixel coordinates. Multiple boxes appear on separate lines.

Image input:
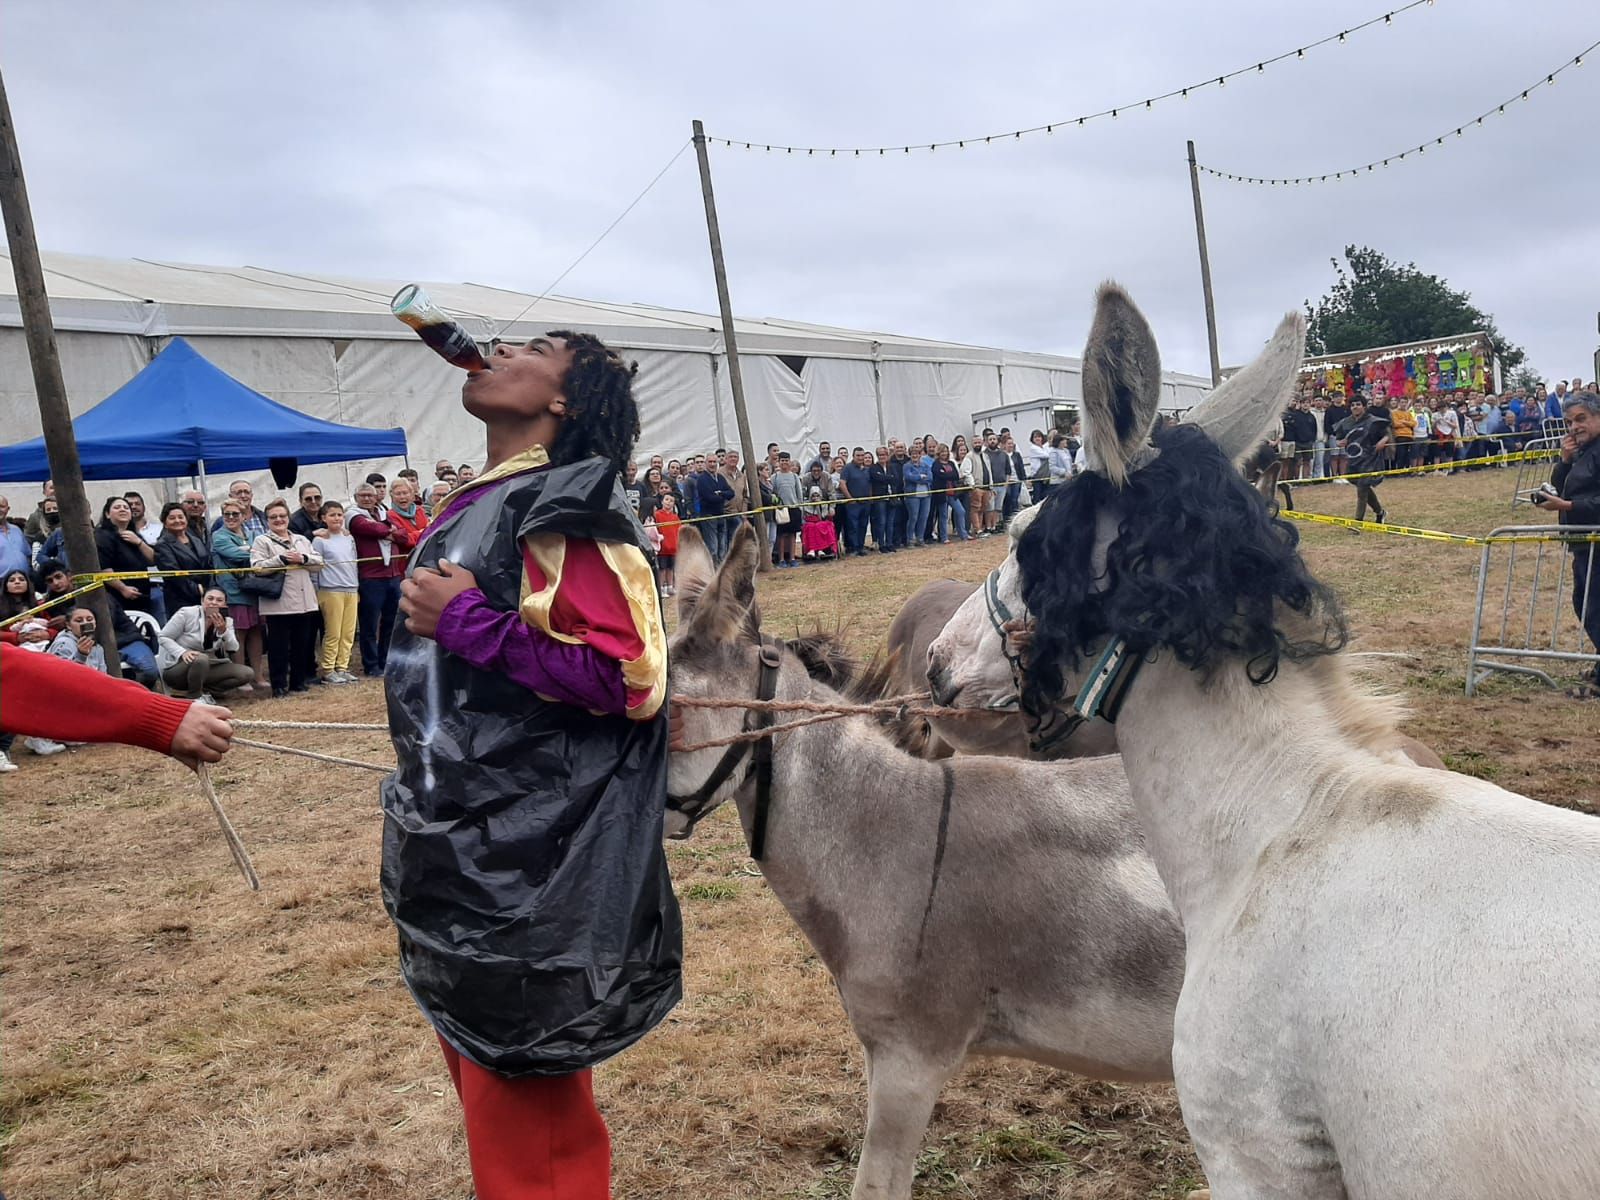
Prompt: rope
<box><xmin>231</xmin><ymin>720</ymin><xmax>389</xmax><ymax>732</ymax></box>
<box><xmin>671</xmin><ymin>691</ymin><xmax>1007</xmax><ymax>752</ymax></box>
<box><xmin>230</xmin><ymin>735</ymin><xmax>391</xmax><ymax>774</ymax></box>
<box><xmin>196</xmin><ymin>762</ymin><xmax>260</xmax><ymax>891</ymax></box>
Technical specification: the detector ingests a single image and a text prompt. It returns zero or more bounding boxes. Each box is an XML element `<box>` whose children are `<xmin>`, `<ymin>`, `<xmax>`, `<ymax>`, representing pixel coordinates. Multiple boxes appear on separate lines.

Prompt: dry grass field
<box><xmin>3</xmin><ymin>467</ymin><xmax>1595</xmax><ymax>1198</ymax></box>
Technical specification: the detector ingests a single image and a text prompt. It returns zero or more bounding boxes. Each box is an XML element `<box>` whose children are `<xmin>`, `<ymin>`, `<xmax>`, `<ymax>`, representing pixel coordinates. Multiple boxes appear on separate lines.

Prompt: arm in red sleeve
<box><xmin>348</xmin><ymin>512</ymin><xmax>395</xmax><ymax>540</ymax></box>
<box><xmin>1</xmin><ymin>643</ymin><xmax>190</xmax><ymax>753</ymax></box>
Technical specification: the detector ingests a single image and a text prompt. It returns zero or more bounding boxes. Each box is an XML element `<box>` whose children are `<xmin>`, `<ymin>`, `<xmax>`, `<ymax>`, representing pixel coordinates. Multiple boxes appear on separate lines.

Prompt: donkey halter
<box><xmin>985</xmin><ymin>566</ymin><xmax>1144</xmax><ymax>755</ymax></box>
<box><xmin>981</xmin><ymin>566</ymin><xmax>1024</xmax><ymax>713</ymax></box>
<box><xmin>665</xmin><ymin>632</ymin><xmax>783</xmax><ymax>860</ymax></box>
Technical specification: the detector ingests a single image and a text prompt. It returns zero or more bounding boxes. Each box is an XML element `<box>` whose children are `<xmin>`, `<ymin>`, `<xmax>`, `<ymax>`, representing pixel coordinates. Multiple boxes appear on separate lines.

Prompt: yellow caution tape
<box><xmin>1280</xmin><ymin>508</ymin><xmax>1600</xmax><ymax>545</ymax></box>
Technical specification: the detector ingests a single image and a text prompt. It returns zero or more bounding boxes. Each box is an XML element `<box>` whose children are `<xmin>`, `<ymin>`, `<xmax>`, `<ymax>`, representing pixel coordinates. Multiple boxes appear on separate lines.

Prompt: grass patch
<box><xmin>684</xmin><ymin>881</ymin><xmax>741</xmax><ymax>901</ymax></box>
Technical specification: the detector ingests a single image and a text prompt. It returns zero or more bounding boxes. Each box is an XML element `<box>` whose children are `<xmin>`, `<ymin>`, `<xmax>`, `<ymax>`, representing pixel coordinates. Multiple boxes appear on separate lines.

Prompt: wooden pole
<box><xmin>691</xmin><ymin>120</ymin><xmax>769</xmax><ymax>567</ymax></box>
<box><xmin>0</xmin><ymin>67</ymin><xmax>121</xmax><ymax>674</ymax></box>
<box><xmin>1186</xmin><ymin>139</ymin><xmax>1222</xmax><ymax>386</ymax></box>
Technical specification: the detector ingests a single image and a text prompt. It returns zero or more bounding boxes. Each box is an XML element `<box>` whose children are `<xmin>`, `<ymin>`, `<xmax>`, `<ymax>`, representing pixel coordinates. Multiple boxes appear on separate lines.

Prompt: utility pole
<box><xmin>1186</xmin><ymin>139</ymin><xmax>1222</xmax><ymax>386</ymax></box>
<box><xmin>0</xmin><ymin>68</ymin><xmax>121</xmax><ymax>673</ymax></box>
<box><xmin>691</xmin><ymin>119</ymin><xmax>769</xmax><ymax>568</ymax></box>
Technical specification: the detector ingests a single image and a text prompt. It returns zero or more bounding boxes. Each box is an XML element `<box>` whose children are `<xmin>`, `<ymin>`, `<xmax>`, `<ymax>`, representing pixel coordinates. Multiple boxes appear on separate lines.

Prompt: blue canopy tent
<box><xmin>0</xmin><ymin>337</ymin><xmax>407</xmax><ymax>485</ymax></box>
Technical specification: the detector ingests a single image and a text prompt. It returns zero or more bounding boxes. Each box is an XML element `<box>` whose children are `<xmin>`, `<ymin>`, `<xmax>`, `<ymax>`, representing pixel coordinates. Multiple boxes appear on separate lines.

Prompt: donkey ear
<box><xmin>1079</xmin><ymin>282</ymin><xmax>1162</xmax><ymax>487</ymax></box>
<box><xmin>674</xmin><ymin>524</ymin><xmax>716</xmax><ymax>623</ymax></box>
<box><xmin>1184</xmin><ymin>310</ymin><xmax>1306</xmax><ymax>464</ymax></box>
<box><xmin>682</xmin><ymin>520</ymin><xmax>761</xmax><ymax>646</ymax></box>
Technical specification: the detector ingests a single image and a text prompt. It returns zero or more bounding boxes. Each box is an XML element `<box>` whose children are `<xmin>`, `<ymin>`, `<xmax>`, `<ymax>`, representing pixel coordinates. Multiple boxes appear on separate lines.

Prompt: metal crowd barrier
<box><xmin>1508</xmin><ymin>437</ymin><xmax>1564</xmax><ymax>509</ymax></box>
<box><xmin>1466</xmin><ymin>524</ymin><xmax>1600</xmax><ymax>695</ymax></box>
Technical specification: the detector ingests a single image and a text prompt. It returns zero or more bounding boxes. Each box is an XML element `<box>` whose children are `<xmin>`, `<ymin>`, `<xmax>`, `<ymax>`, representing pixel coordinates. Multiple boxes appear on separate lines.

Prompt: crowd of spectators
<box><xmin>0</xmin><ymin>463</ymin><xmax>477</xmax><ymax>770</ymax></box>
<box><xmin>624</xmin><ymin>425</ymin><xmax>1087</xmax><ymax>582</ymax></box>
<box><xmin>1271</xmin><ymin>378</ymin><xmax>1596</xmax><ymax>481</ymax></box>
<box><xmin>7</xmin><ymin>376</ymin><xmax>1597</xmax><ymax>768</ymax></box>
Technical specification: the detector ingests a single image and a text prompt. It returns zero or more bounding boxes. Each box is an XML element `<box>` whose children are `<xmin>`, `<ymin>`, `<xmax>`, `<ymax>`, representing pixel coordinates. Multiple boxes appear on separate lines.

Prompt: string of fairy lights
<box><xmin>703</xmin><ymin>0</ymin><xmax>1436</xmax><ymax>156</ymax></box>
<box><xmin>1198</xmin><ymin>38</ymin><xmax>1596</xmax><ymax>185</ymax></box>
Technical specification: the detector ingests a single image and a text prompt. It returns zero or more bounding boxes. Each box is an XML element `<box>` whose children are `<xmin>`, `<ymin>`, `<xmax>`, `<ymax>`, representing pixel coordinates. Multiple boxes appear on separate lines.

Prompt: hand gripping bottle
<box><xmin>391</xmin><ymin>285</ymin><xmax>488</xmax><ymax>373</ymax></box>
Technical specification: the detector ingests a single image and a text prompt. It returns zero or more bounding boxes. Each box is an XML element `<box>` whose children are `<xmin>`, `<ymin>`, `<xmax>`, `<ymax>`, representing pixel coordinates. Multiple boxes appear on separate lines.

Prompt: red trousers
<box><xmin>437</xmin><ymin>1036</ymin><xmax>611</xmax><ymax>1200</ymax></box>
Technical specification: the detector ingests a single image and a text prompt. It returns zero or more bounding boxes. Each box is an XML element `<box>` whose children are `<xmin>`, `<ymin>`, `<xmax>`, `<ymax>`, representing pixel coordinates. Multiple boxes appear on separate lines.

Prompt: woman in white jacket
<box><xmin>158</xmin><ymin>587</ymin><xmax>257</xmax><ymax>699</ymax></box>
<box><xmin>954</xmin><ymin>435</ymin><xmax>977</xmax><ymax>536</ymax></box>
<box><xmin>250</xmin><ymin>498</ymin><xmax>323</xmax><ymax>698</ymax></box>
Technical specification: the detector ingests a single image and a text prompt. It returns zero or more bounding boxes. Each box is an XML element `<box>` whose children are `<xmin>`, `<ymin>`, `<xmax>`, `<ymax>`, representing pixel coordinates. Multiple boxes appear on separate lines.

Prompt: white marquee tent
<box><xmin>1</xmin><ymin>252</ymin><xmax>1212</xmax><ymax>504</ymax></box>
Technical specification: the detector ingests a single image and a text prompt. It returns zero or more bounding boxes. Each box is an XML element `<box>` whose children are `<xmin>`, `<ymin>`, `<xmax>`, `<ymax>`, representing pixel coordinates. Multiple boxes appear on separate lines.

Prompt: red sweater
<box><xmin>0</xmin><ymin>643</ymin><xmax>189</xmax><ymax>753</ymax></box>
<box><xmin>349</xmin><ymin>508</ymin><xmax>416</xmax><ymax>581</ymax></box>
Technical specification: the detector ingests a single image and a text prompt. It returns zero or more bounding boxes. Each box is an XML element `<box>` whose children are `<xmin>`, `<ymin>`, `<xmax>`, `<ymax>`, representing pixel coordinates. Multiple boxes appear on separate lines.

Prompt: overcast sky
<box><xmin>4</xmin><ymin>0</ymin><xmax>1595</xmax><ymax>380</ymax></box>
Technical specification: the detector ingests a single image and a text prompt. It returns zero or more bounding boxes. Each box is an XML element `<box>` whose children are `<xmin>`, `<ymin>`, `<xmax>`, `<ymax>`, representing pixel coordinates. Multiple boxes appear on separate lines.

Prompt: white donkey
<box><xmin>664</xmin><ymin>523</ymin><xmax>1196</xmax><ymax>1200</ymax></box>
<box><xmin>1008</xmin><ymin>283</ymin><xmax>1600</xmax><ymax>1198</ymax></box>
<box><xmin>926</xmin><ymin>509</ymin><xmax>1446</xmax><ymax>771</ymax></box>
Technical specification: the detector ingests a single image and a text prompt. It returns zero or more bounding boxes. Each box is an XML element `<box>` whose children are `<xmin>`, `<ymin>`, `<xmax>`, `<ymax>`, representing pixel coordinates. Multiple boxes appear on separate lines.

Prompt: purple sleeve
<box><xmin>432</xmin><ymin>588</ymin><xmax>628</xmax><ymax>715</ymax></box>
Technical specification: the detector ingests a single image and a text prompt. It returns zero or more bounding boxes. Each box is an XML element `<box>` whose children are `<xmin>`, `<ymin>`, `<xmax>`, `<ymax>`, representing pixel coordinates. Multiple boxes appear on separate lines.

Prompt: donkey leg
<box><xmin>850</xmin><ymin>1046</ymin><xmax>959</xmax><ymax>1200</ymax></box>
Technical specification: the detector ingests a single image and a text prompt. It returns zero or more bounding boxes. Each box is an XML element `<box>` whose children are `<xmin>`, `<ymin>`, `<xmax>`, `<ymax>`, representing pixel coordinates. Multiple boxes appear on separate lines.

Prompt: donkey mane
<box><xmin>1018</xmin><ymin>422</ymin><xmax>1349</xmax><ymax>718</ymax></box>
<box><xmin>783</xmin><ymin>626</ymin><xmax>932</xmax><ymax>754</ymax></box>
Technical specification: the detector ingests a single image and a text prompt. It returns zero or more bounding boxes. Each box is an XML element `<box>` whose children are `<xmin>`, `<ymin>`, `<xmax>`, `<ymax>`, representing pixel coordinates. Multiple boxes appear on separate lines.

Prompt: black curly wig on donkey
<box><xmin>1015</xmin><ymin>421</ymin><xmax>1349</xmax><ymax>722</ymax></box>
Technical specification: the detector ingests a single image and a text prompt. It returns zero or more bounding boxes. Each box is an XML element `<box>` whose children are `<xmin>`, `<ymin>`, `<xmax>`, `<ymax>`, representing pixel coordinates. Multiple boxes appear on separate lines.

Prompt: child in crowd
<box><xmin>651</xmin><ymin>489</ymin><xmax>681</xmax><ymax>596</ymax></box>
<box><xmin>312</xmin><ymin>500</ymin><xmax>360</xmax><ymax>683</ymax></box>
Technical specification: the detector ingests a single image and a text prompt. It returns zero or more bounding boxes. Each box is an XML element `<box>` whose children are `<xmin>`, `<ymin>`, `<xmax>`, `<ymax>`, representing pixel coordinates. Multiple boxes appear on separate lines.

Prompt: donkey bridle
<box><xmin>984</xmin><ymin>566</ymin><xmax>1144</xmax><ymax>754</ymax></box>
<box><xmin>981</xmin><ymin>567</ymin><xmax>1025</xmax><ymax>712</ymax></box>
<box><xmin>665</xmin><ymin>633</ymin><xmax>783</xmax><ymax>860</ymax></box>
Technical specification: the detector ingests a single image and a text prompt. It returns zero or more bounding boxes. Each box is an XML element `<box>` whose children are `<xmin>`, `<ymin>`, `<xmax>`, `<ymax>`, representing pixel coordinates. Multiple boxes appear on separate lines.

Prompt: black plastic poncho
<box><xmin>380</xmin><ymin>456</ymin><xmax>683</xmax><ymax>1076</ymax></box>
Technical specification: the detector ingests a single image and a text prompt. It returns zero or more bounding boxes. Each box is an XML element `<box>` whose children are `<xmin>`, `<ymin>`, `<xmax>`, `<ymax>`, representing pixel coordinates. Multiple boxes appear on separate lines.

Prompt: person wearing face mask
<box><xmin>23</xmin><ymin>481</ymin><xmax>59</xmax><ymax>547</ymax></box>
<box><xmin>157</xmin><ymin>587</ymin><xmax>256</xmax><ymax>700</ymax></box>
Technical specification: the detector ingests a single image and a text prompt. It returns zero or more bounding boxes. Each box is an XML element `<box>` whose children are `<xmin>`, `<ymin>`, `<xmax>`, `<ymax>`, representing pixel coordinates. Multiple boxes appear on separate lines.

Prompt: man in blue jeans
<box><xmin>349</xmin><ymin>481</ymin><xmax>414</xmax><ymax>677</ymax></box>
<box><xmin>695</xmin><ymin>450</ymin><xmax>735</xmax><ymax>562</ymax></box>
<box><xmin>839</xmin><ymin>447</ymin><xmax>873</xmax><ymax>556</ymax></box>
<box><xmin>869</xmin><ymin>446</ymin><xmax>896</xmax><ymax>554</ymax></box>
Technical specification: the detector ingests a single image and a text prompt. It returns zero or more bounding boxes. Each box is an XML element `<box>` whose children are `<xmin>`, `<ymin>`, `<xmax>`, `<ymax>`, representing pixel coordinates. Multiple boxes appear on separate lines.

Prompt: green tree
<box><xmin>1507</xmin><ymin>364</ymin><xmax>1544</xmax><ymax>394</ymax></box>
<box><xmin>1304</xmin><ymin>246</ymin><xmax>1525</xmax><ymax>371</ymax></box>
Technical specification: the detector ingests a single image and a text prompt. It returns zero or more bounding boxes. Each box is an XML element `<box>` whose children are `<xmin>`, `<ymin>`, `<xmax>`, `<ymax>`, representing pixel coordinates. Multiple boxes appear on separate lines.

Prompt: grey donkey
<box><xmin>665</xmin><ymin>522</ymin><xmax>1199</xmax><ymax>1200</ymax></box>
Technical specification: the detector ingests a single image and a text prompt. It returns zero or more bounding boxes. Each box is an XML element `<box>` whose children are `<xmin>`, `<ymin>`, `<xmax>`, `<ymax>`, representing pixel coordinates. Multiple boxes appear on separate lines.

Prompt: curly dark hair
<box><xmin>545</xmin><ymin>330</ymin><xmax>641</xmax><ymax>474</ymax></box>
<box><xmin>1016</xmin><ymin>422</ymin><xmax>1347</xmax><ymax>718</ymax></box>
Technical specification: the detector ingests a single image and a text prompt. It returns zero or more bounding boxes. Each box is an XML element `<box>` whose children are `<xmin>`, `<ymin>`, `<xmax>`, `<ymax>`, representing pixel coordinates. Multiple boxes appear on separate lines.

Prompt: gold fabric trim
<box><xmin>518</xmin><ymin>534</ymin><xmax>572</xmax><ymax>643</ymax></box>
<box><xmin>598</xmin><ymin>541</ymin><xmax>668</xmax><ymax>719</ymax></box>
<box><xmin>435</xmin><ymin>444</ymin><xmax>550</xmax><ymax>516</ymax></box>
<box><xmin>516</xmin><ymin>533</ymin><xmax>668</xmax><ymax>721</ymax></box>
